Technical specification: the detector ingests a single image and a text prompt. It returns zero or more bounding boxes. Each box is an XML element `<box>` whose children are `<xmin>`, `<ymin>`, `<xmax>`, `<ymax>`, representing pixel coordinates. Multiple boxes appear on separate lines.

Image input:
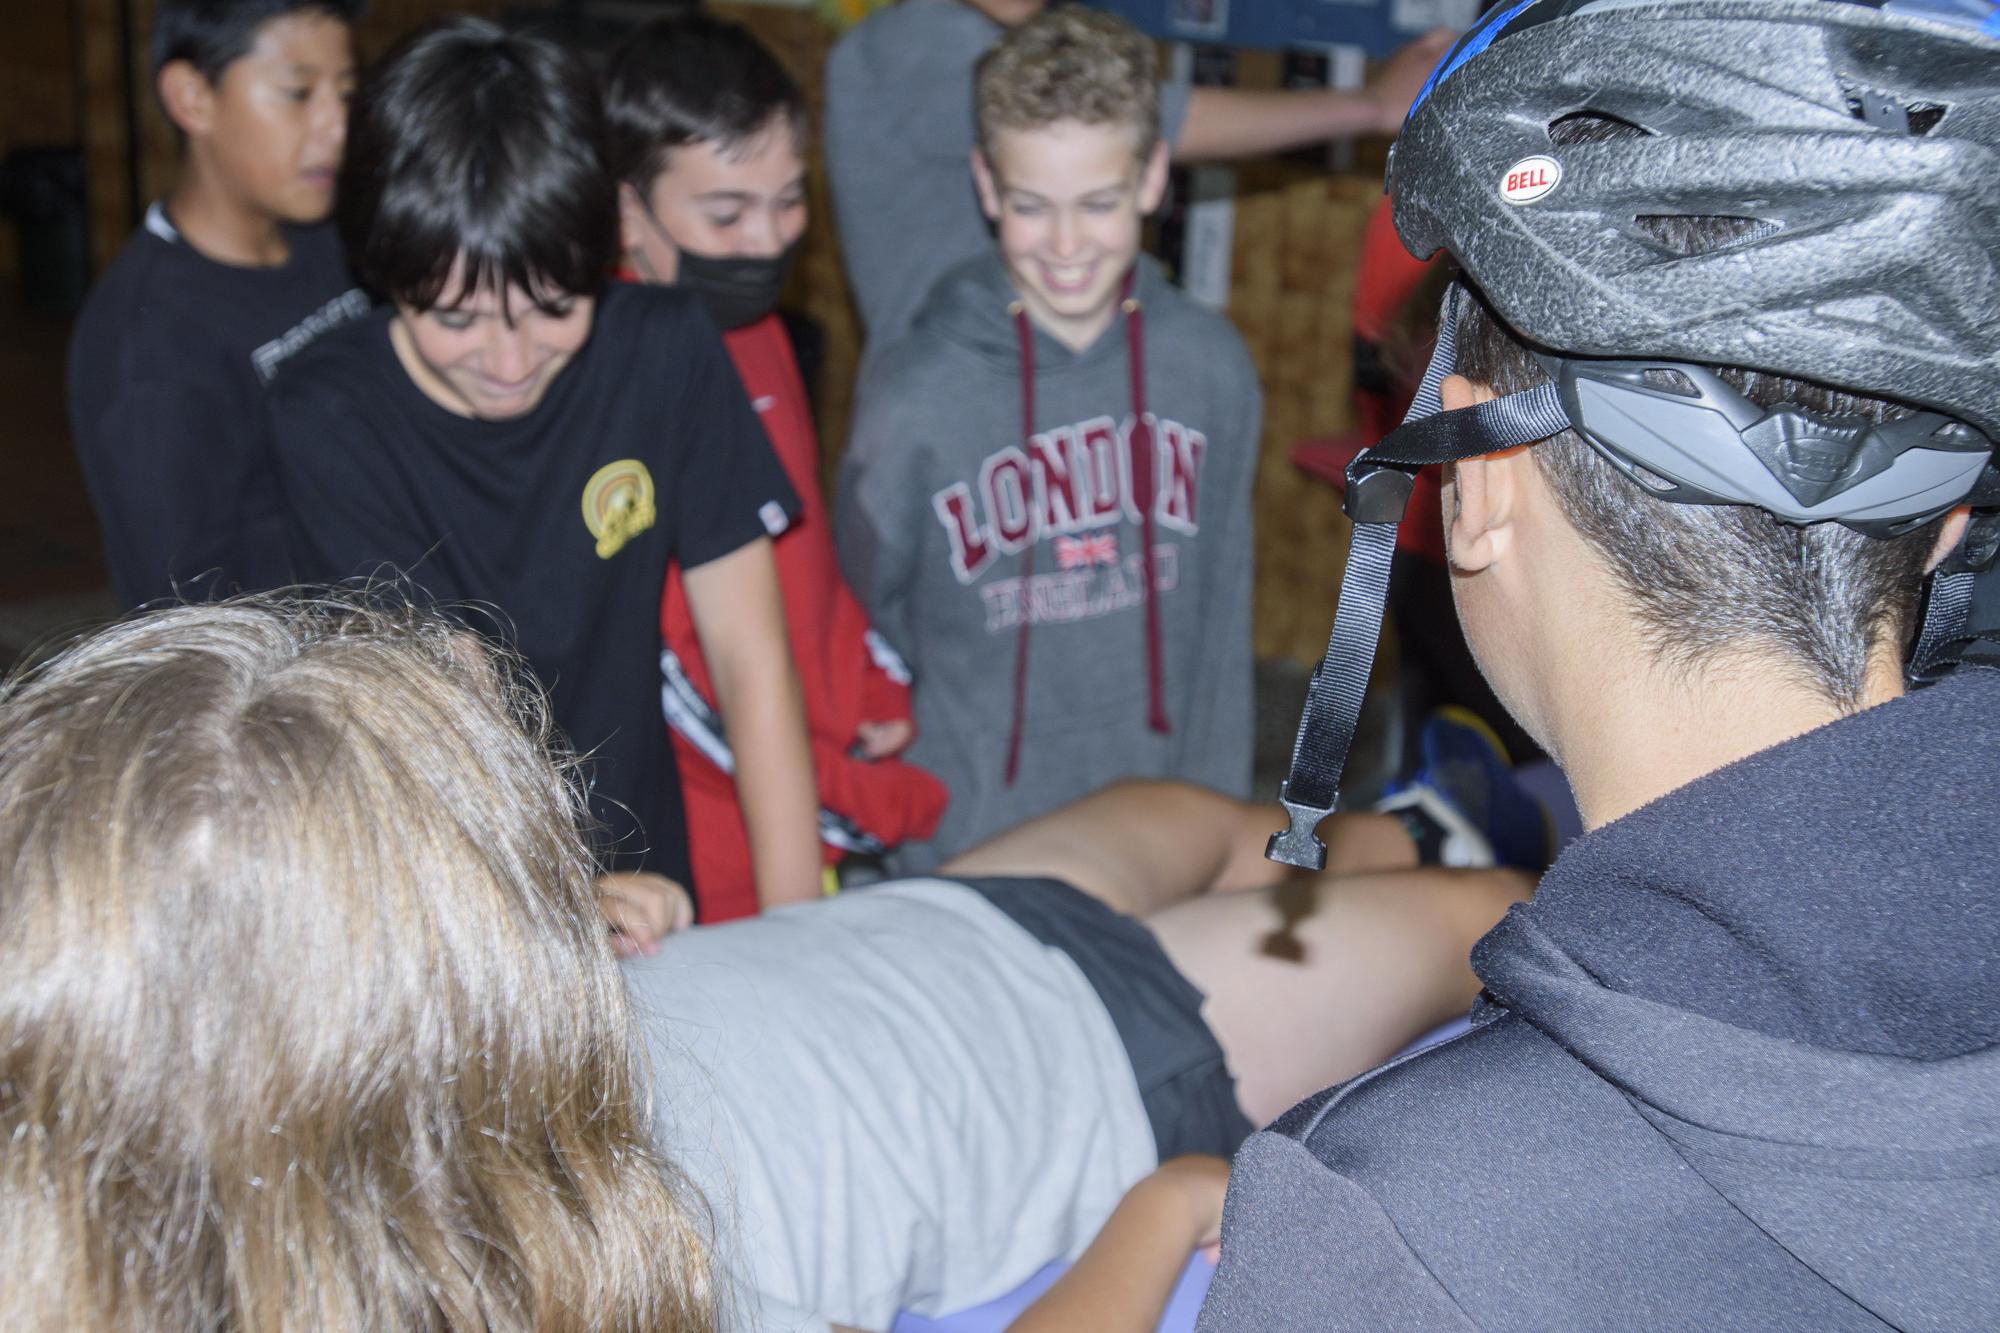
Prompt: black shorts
<box><xmin>949</xmin><ymin>874</ymin><xmax>1255</xmax><ymax>1162</ymax></box>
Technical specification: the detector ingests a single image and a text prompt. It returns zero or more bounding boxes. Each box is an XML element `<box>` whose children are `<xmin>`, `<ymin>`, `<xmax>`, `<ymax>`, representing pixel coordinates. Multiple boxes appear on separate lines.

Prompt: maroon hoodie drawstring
<box><xmin>1004</xmin><ymin>301</ymin><xmax>1037</xmax><ymax>787</ymax></box>
<box><xmin>1002</xmin><ymin>269</ymin><xmax>1170</xmax><ymax>789</ymax></box>
<box><xmin>1124</xmin><ymin>277</ymin><xmax>1171</xmax><ymax>738</ymax></box>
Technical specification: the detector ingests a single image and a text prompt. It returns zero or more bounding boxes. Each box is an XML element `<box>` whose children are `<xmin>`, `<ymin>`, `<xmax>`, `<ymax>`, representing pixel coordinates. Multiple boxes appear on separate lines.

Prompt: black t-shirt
<box><xmin>268</xmin><ymin>282</ymin><xmax>799</xmax><ymax>882</ymax></box>
<box><xmin>66</xmin><ymin>202</ymin><xmax>368</xmax><ymax>607</ymax></box>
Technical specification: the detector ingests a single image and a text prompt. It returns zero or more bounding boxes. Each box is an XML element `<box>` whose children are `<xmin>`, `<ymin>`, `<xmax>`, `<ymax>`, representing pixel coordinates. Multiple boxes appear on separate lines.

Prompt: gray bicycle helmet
<box><xmin>1390</xmin><ymin>0</ymin><xmax>2000</xmax><ymax>529</ymax></box>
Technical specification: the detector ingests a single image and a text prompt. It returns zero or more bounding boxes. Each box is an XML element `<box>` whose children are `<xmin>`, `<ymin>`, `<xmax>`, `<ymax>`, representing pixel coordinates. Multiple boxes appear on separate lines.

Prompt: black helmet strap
<box><xmin>1267</xmin><ymin>284</ymin><xmax>1568</xmax><ymax>870</ymax></box>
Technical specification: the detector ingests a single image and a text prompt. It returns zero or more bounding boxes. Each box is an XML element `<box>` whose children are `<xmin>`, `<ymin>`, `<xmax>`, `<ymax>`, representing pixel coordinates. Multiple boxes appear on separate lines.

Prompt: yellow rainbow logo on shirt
<box><xmin>581</xmin><ymin>459</ymin><xmax>657</xmax><ymax>560</ymax></box>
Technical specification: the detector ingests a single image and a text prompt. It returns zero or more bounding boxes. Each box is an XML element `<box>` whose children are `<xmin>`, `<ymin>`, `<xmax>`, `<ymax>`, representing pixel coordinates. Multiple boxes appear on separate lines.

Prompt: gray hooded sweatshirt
<box><xmin>837</xmin><ymin>253</ymin><xmax>1260</xmax><ymax>873</ymax></box>
<box><xmin>1200</xmin><ymin>665</ymin><xmax>2000</xmax><ymax>1330</ymax></box>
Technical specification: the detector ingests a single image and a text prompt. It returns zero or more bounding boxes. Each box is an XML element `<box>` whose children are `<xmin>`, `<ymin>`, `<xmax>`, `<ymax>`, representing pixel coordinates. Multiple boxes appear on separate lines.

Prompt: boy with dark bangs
<box><xmin>68</xmin><ymin>0</ymin><xmax>367</xmax><ymax>607</ymax></box>
<box><xmin>271</xmin><ymin>18</ymin><xmax>820</xmax><ymax>920</ymax></box>
<box><xmin>602</xmin><ymin>13</ymin><xmax>948</xmax><ymax>921</ymax></box>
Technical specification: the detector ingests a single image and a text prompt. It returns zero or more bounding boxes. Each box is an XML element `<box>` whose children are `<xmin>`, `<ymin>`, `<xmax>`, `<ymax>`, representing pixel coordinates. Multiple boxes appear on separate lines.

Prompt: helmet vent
<box><xmin>1844</xmin><ymin>88</ymin><xmax>1949</xmax><ymax>136</ymax></box>
<box><xmin>1906</xmin><ymin>104</ymin><xmax>1947</xmax><ymax>136</ymax></box>
<box><xmin>1546</xmin><ymin>111</ymin><xmax>1647</xmax><ymax>145</ymax></box>
<box><xmin>1640</xmin><ymin>368</ymin><xmax>1700</xmax><ymax>397</ymax></box>
<box><xmin>1632</xmin><ymin>214</ymin><xmax>1783</xmax><ymax>257</ymax></box>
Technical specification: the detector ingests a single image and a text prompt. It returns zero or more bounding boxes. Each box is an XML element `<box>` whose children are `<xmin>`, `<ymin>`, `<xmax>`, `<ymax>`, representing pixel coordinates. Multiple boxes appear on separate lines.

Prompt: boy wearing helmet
<box><xmin>1203</xmin><ymin>1</ymin><xmax>2000</xmax><ymax>1327</ymax></box>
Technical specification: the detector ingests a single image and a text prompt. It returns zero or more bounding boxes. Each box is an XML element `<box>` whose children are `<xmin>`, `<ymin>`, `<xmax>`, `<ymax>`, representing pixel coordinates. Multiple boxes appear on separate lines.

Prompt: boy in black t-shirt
<box><xmin>270</xmin><ymin>18</ymin><xmax>820</xmax><ymax>928</ymax></box>
<box><xmin>68</xmin><ymin>1</ymin><xmax>368</xmax><ymax>607</ymax></box>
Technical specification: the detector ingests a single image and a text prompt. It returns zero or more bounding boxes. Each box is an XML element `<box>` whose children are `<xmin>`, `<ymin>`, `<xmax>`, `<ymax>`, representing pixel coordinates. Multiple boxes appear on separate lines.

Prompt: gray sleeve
<box><xmin>1176</xmin><ymin>349</ymin><xmax>1260</xmax><ymax>798</ymax></box>
<box><xmin>1197</xmin><ymin>1131</ymin><xmax>1479</xmax><ymax>1332</ymax></box>
<box><xmin>834</xmin><ymin>373</ymin><xmax>926</xmax><ymax>659</ymax></box>
<box><xmin>1160</xmin><ymin>78</ymin><xmax>1193</xmax><ymax>153</ymax></box>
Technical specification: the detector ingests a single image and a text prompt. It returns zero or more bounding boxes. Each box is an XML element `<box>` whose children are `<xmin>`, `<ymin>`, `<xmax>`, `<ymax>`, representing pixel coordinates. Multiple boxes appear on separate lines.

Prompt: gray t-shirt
<box><xmin>824</xmin><ymin>0</ymin><xmax>1191</xmax><ymax>359</ymax></box>
<box><xmin>623</xmin><ymin>880</ymin><xmax>1157</xmax><ymax>1332</ymax></box>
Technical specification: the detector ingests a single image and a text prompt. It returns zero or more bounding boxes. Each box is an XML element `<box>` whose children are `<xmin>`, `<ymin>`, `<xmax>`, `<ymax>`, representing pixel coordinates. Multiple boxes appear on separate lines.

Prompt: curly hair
<box><xmin>0</xmin><ymin>595</ymin><xmax>715</xmax><ymax>1331</ymax></box>
<box><xmin>974</xmin><ymin>7</ymin><xmax>1159</xmax><ymax>160</ymax></box>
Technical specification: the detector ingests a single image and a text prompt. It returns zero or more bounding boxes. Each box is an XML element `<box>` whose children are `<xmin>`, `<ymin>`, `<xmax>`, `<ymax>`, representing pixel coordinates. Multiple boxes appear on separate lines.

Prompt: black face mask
<box><xmin>675</xmin><ymin>241</ymin><xmax>800</xmax><ymax>331</ymax></box>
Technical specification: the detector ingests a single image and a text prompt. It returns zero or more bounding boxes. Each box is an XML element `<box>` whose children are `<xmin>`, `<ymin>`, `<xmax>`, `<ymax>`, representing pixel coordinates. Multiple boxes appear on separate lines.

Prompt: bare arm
<box><xmin>1008</xmin><ymin>1156</ymin><xmax>1229</xmax><ymax>1333</ymax></box>
<box><xmin>683</xmin><ymin>538</ymin><xmax>821</xmax><ymax>910</ymax></box>
<box><xmin>1173</xmin><ymin>30</ymin><xmax>1453</xmax><ymax>161</ymax></box>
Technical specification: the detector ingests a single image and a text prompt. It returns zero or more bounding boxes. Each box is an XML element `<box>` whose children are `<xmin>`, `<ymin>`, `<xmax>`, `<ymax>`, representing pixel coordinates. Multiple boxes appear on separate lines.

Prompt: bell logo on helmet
<box><xmin>1500</xmin><ymin>155</ymin><xmax>1562</xmax><ymax>205</ymax></box>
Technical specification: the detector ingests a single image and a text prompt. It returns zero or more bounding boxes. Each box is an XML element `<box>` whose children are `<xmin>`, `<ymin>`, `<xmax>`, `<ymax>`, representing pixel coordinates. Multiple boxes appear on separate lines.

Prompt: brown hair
<box><xmin>974</xmin><ymin>7</ymin><xmax>1159</xmax><ymax>161</ymax></box>
<box><xmin>0</xmin><ymin>596</ymin><xmax>714</xmax><ymax>1331</ymax></box>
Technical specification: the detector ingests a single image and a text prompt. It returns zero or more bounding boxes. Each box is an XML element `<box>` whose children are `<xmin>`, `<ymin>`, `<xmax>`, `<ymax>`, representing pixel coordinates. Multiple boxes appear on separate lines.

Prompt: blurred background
<box><xmin>0</xmin><ymin>0</ymin><xmax>1475</xmax><ymax>791</ymax></box>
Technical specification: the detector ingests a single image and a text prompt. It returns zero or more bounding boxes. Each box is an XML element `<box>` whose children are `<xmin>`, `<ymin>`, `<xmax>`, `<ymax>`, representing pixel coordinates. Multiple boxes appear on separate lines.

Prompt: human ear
<box><xmin>1136</xmin><ymin>140</ymin><xmax>1170</xmax><ymax>214</ymax></box>
<box><xmin>1441</xmin><ymin>373</ymin><xmax>1515</xmax><ymax>573</ymax></box>
<box><xmin>1926</xmin><ymin>505</ymin><xmax>1973</xmax><ymax>574</ymax></box>
<box><xmin>616</xmin><ymin>181</ymin><xmax>649</xmax><ymax>259</ymax></box>
<box><xmin>971</xmin><ymin>147</ymin><xmax>1002</xmax><ymax>223</ymax></box>
<box><xmin>157</xmin><ymin>60</ymin><xmax>215</xmax><ymax>139</ymax></box>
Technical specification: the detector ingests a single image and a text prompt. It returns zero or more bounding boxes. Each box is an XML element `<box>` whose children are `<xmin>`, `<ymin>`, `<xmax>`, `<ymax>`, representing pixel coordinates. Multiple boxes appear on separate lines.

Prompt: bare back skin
<box><xmin>944</xmin><ymin>781</ymin><xmax>1530</xmax><ymax>1134</ymax></box>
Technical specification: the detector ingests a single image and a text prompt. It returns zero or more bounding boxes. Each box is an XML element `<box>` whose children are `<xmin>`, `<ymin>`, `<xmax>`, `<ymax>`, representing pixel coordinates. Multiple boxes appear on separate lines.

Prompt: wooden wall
<box><xmin>0</xmin><ymin>4</ymin><xmax>83</xmax><ymax>283</ymax></box>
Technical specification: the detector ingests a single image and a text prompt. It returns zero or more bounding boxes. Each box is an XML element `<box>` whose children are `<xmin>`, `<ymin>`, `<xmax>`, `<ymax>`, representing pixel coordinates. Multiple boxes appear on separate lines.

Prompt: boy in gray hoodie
<box><xmin>837</xmin><ymin>7</ymin><xmax>1260</xmax><ymax>874</ymax></box>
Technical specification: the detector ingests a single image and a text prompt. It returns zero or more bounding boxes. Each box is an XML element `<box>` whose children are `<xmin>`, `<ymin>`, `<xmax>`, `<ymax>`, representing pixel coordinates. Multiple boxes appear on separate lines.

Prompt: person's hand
<box><xmin>855</xmin><ymin>718</ymin><xmax>915</xmax><ymax>760</ymax></box>
<box><xmin>1366</xmin><ymin>28</ymin><xmax>1455</xmax><ymax>135</ymax></box>
<box><xmin>1152</xmin><ymin>1154</ymin><xmax>1233</xmax><ymax>1261</ymax></box>
<box><xmin>596</xmin><ymin>871</ymin><xmax>694</xmax><ymax>957</ymax></box>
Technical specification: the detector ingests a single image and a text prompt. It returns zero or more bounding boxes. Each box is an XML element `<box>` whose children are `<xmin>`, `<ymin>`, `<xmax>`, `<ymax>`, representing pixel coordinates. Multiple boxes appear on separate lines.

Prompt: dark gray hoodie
<box><xmin>1200</xmin><ymin>666</ymin><xmax>2000</xmax><ymax>1330</ymax></box>
<box><xmin>837</xmin><ymin>252</ymin><xmax>1260</xmax><ymax>873</ymax></box>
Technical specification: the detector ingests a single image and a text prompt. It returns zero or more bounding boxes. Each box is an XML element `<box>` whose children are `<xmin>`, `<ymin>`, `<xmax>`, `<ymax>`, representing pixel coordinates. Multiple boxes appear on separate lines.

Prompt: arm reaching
<box><xmin>1174</xmin><ymin>29</ymin><xmax>1453</xmax><ymax>160</ymax></box>
<box><xmin>683</xmin><ymin>539</ymin><xmax>822</xmax><ymax>910</ymax></box>
<box><xmin>1008</xmin><ymin>1156</ymin><xmax>1229</xmax><ymax>1333</ymax></box>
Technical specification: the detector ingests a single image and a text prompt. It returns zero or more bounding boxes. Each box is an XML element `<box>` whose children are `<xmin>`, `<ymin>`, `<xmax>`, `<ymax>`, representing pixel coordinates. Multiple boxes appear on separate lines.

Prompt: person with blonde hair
<box><xmin>0</xmin><ymin>596</ymin><xmax>713</xmax><ymax>1331</ymax></box>
<box><xmin>836</xmin><ymin>7</ymin><xmax>1262</xmax><ymax>874</ymax></box>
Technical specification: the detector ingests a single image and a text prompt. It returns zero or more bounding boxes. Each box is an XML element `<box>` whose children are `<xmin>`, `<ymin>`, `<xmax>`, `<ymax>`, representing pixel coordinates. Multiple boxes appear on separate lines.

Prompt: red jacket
<box><xmin>1293</xmin><ymin>201</ymin><xmax>1447</xmax><ymax>564</ymax></box>
<box><xmin>660</xmin><ymin>313</ymin><xmax>947</xmax><ymax>921</ymax></box>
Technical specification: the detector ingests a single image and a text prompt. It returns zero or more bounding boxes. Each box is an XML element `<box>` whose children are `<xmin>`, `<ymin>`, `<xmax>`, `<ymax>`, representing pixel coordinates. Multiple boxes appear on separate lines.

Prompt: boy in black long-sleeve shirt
<box><xmin>67</xmin><ymin>0</ymin><xmax>366</xmax><ymax>607</ymax></box>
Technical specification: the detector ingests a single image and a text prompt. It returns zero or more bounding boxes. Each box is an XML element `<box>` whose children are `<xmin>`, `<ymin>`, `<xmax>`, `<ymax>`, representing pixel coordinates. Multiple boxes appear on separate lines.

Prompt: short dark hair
<box><xmin>1454</xmin><ymin>130</ymin><xmax>1944</xmax><ymax>712</ymax></box>
<box><xmin>152</xmin><ymin>0</ymin><xmax>363</xmax><ymax>82</ymax></box>
<box><xmin>337</xmin><ymin>17</ymin><xmax>618</xmax><ymax>312</ymax></box>
<box><xmin>601</xmin><ymin>12</ymin><xmax>807</xmax><ymax>192</ymax></box>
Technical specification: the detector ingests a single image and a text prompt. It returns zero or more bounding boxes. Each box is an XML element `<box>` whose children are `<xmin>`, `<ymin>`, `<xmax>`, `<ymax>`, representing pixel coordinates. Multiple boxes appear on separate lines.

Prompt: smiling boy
<box><xmin>835</xmin><ymin>7</ymin><xmax>1261</xmax><ymax>873</ymax></box>
<box><xmin>67</xmin><ymin>0</ymin><xmax>367</xmax><ymax>607</ymax></box>
<box><xmin>603</xmin><ymin>14</ymin><xmax>947</xmax><ymax>920</ymax></box>
<box><xmin>269</xmin><ymin>18</ymin><xmax>820</xmax><ymax>914</ymax></box>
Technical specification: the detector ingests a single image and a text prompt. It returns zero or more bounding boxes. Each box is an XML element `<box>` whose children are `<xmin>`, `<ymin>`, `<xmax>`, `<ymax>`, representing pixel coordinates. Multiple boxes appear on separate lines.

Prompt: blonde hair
<box><xmin>0</xmin><ymin>596</ymin><xmax>714</xmax><ymax>1331</ymax></box>
<box><xmin>975</xmin><ymin>7</ymin><xmax>1160</xmax><ymax>160</ymax></box>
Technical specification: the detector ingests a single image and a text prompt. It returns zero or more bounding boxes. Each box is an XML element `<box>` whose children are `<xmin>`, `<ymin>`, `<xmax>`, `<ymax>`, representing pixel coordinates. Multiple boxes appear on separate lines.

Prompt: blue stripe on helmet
<box><xmin>1407</xmin><ymin>0</ymin><xmax>1543</xmax><ymax>122</ymax></box>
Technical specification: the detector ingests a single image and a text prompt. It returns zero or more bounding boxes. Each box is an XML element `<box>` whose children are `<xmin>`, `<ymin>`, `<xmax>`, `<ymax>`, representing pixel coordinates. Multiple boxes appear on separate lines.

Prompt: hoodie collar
<box><xmin>1479</xmin><ymin>667</ymin><xmax>2000</xmax><ymax>1064</ymax></box>
<box><xmin>915</xmin><ymin>251</ymin><xmax>1176</xmax><ymax>369</ymax></box>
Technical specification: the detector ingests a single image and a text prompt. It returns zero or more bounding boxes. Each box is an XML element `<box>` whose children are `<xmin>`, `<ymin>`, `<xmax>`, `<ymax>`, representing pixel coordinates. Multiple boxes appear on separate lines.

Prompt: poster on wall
<box><xmin>1167</xmin><ymin>0</ymin><xmax>1230</xmax><ymax>38</ymax></box>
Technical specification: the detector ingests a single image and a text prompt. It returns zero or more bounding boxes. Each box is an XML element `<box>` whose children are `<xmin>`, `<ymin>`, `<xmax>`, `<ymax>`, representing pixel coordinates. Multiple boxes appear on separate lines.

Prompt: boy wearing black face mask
<box><xmin>605</xmin><ymin>13</ymin><xmax>948</xmax><ymax>923</ymax></box>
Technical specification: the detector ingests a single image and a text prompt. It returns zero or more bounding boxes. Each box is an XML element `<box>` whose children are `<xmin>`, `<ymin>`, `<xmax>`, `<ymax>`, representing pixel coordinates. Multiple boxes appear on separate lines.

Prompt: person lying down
<box><xmin>622</xmin><ymin>780</ymin><xmax>1530</xmax><ymax>1332</ymax></box>
<box><xmin>0</xmin><ymin>594</ymin><xmax>1526</xmax><ymax>1331</ymax></box>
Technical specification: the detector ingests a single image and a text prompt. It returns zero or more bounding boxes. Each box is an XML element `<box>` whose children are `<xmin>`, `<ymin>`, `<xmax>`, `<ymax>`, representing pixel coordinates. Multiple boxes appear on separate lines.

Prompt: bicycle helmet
<box><xmin>1266</xmin><ymin>0</ymin><xmax>2000</xmax><ymax>870</ymax></box>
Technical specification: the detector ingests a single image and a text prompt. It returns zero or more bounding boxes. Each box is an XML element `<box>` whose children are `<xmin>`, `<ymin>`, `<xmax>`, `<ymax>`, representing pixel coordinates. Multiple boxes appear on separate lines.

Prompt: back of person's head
<box><xmin>1389</xmin><ymin>0</ymin><xmax>2000</xmax><ymax>708</ymax></box>
<box><xmin>974</xmin><ymin>6</ymin><xmax>1160</xmax><ymax>162</ymax></box>
<box><xmin>0</xmin><ymin>597</ymin><xmax>712</xmax><ymax>1331</ymax></box>
<box><xmin>152</xmin><ymin>0</ymin><xmax>363</xmax><ymax>82</ymax></box>
<box><xmin>337</xmin><ymin>17</ymin><xmax>617</xmax><ymax>312</ymax></box>
<box><xmin>602</xmin><ymin>11</ymin><xmax>807</xmax><ymax>193</ymax></box>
